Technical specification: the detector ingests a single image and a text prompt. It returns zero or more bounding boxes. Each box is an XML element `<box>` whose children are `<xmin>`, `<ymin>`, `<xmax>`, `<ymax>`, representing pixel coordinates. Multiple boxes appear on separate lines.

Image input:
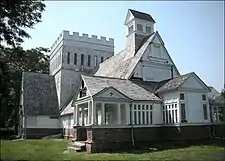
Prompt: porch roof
<box><xmin>82</xmin><ymin>75</ymin><xmax>161</xmax><ymax>101</ymax></box>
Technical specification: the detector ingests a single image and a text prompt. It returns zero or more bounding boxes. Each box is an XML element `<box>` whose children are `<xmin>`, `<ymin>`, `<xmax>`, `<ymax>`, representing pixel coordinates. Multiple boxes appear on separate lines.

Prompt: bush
<box><xmin>0</xmin><ymin>127</ymin><xmax>15</xmax><ymax>139</ymax></box>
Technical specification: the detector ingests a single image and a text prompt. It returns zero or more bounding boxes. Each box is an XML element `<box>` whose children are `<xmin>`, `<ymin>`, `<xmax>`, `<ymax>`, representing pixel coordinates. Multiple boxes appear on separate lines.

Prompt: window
<box><xmin>87</xmin><ymin>55</ymin><xmax>91</xmax><ymax>67</ymax></box>
<box><xmin>181</xmin><ymin>103</ymin><xmax>186</xmax><ymax>122</ymax></box>
<box><xmin>128</xmin><ymin>25</ymin><xmax>133</xmax><ymax>34</ymax></box>
<box><xmin>132</xmin><ymin>104</ymin><xmax>153</xmax><ymax>125</ymax></box>
<box><xmin>81</xmin><ymin>54</ymin><xmax>84</xmax><ymax>65</ymax></box>
<box><xmin>101</xmin><ymin>56</ymin><xmax>104</xmax><ymax>63</ymax></box>
<box><xmin>94</xmin><ymin>56</ymin><xmax>98</xmax><ymax>67</ymax></box>
<box><xmin>202</xmin><ymin>94</ymin><xmax>206</xmax><ymax>101</ymax></box>
<box><xmin>67</xmin><ymin>52</ymin><xmax>70</xmax><ymax>64</ymax></box>
<box><xmin>74</xmin><ymin>53</ymin><xmax>77</xmax><ymax>65</ymax></box>
<box><xmin>203</xmin><ymin>104</ymin><xmax>208</xmax><ymax>120</ymax></box>
<box><xmin>162</xmin><ymin>107</ymin><xmax>165</xmax><ymax>123</ymax></box>
<box><xmin>137</xmin><ymin>24</ymin><xmax>143</xmax><ymax>31</ymax></box>
<box><xmin>180</xmin><ymin>93</ymin><xmax>185</xmax><ymax>100</ymax></box>
<box><xmin>146</xmin><ymin>26</ymin><xmax>151</xmax><ymax>33</ymax></box>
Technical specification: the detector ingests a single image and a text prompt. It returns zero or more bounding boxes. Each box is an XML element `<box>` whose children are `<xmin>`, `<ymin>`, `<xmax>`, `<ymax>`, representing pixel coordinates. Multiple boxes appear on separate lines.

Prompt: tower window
<box><xmin>87</xmin><ymin>55</ymin><xmax>91</xmax><ymax>67</ymax></box>
<box><xmin>101</xmin><ymin>56</ymin><xmax>104</xmax><ymax>63</ymax></box>
<box><xmin>81</xmin><ymin>54</ymin><xmax>84</xmax><ymax>66</ymax></box>
<box><xmin>146</xmin><ymin>26</ymin><xmax>151</xmax><ymax>33</ymax></box>
<box><xmin>137</xmin><ymin>24</ymin><xmax>143</xmax><ymax>32</ymax></box>
<box><xmin>67</xmin><ymin>52</ymin><xmax>70</xmax><ymax>64</ymax></box>
<box><xmin>94</xmin><ymin>56</ymin><xmax>98</xmax><ymax>67</ymax></box>
<box><xmin>74</xmin><ymin>53</ymin><xmax>77</xmax><ymax>65</ymax></box>
<box><xmin>128</xmin><ymin>25</ymin><xmax>133</xmax><ymax>34</ymax></box>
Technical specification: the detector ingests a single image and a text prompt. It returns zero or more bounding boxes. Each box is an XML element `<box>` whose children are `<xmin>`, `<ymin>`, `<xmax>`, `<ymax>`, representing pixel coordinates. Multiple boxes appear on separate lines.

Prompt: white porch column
<box><xmin>88</xmin><ymin>101</ymin><xmax>92</xmax><ymax>125</ymax></box>
<box><xmin>125</xmin><ymin>103</ymin><xmax>130</xmax><ymax>125</ymax></box>
<box><xmin>140</xmin><ymin>105</ymin><xmax>143</xmax><ymax>124</ymax></box>
<box><xmin>81</xmin><ymin>107</ymin><xmax>84</xmax><ymax>126</ymax></box>
<box><xmin>75</xmin><ymin>105</ymin><xmax>79</xmax><ymax>125</ymax></box>
<box><xmin>177</xmin><ymin>104</ymin><xmax>181</xmax><ymax>123</ymax></box>
<box><xmin>91</xmin><ymin>100</ymin><xmax>96</xmax><ymax>124</ymax></box>
<box><xmin>101</xmin><ymin>103</ymin><xmax>105</xmax><ymax>125</ymax></box>
<box><xmin>117</xmin><ymin>103</ymin><xmax>121</xmax><ymax>125</ymax></box>
<box><xmin>132</xmin><ymin>104</ymin><xmax>134</xmax><ymax>124</ymax></box>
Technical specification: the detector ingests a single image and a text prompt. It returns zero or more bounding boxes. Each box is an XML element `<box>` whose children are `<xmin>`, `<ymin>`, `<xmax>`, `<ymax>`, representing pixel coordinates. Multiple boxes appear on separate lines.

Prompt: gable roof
<box><xmin>94</xmin><ymin>32</ymin><xmax>156</xmax><ymax>79</ymax></box>
<box><xmin>129</xmin><ymin>9</ymin><xmax>156</xmax><ymax>23</ymax></box>
<box><xmin>82</xmin><ymin>75</ymin><xmax>161</xmax><ymax>101</ymax></box>
<box><xmin>207</xmin><ymin>86</ymin><xmax>221</xmax><ymax>102</ymax></box>
<box><xmin>22</xmin><ymin>72</ymin><xmax>59</xmax><ymax>116</ymax></box>
<box><xmin>155</xmin><ymin>73</ymin><xmax>192</xmax><ymax>93</ymax></box>
<box><xmin>60</xmin><ymin>100</ymin><xmax>74</xmax><ymax>116</ymax></box>
<box><xmin>211</xmin><ymin>94</ymin><xmax>224</xmax><ymax>105</ymax></box>
<box><xmin>155</xmin><ymin>72</ymin><xmax>210</xmax><ymax>93</ymax></box>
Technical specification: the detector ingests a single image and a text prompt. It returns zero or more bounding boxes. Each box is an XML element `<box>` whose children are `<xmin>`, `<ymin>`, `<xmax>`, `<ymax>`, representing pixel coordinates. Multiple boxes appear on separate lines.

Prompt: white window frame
<box><xmin>162</xmin><ymin>103</ymin><xmax>178</xmax><ymax>124</ymax></box>
<box><xmin>132</xmin><ymin>103</ymin><xmax>153</xmax><ymax>125</ymax></box>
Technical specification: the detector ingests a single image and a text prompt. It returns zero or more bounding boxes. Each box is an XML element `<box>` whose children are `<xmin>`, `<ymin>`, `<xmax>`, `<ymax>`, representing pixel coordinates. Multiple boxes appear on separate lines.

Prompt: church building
<box><xmin>19</xmin><ymin>9</ymin><xmax>225</xmax><ymax>152</ymax></box>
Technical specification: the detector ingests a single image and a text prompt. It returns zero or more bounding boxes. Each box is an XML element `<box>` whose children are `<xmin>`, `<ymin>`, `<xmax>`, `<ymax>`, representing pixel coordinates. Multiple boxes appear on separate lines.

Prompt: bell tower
<box><xmin>124</xmin><ymin>9</ymin><xmax>155</xmax><ymax>57</ymax></box>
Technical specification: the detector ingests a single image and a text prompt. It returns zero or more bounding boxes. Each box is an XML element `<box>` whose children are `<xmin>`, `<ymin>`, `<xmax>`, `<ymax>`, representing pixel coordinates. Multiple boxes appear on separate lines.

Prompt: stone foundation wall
<box><xmin>73</xmin><ymin>126</ymin><xmax>87</xmax><ymax>141</ymax></box>
<box><xmin>25</xmin><ymin>128</ymin><xmax>62</xmax><ymax>139</ymax></box>
<box><xmin>85</xmin><ymin>124</ymin><xmax>225</xmax><ymax>153</ymax></box>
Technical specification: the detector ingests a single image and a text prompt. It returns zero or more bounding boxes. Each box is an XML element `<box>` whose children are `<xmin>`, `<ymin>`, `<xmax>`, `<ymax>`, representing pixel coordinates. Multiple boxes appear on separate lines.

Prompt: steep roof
<box><xmin>155</xmin><ymin>72</ymin><xmax>210</xmax><ymax>93</ymax></box>
<box><xmin>94</xmin><ymin>32</ymin><xmax>156</xmax><ymax>79</ymax></box>
<box><xmin>129</xmin><ymin>9</ymin><xmax>156</xmax><ymax>23</ymax></box>
<box><xmin>207</xmin><ymin>86</ymin><xmax>221</xmax><ymax>102</ymax></box>
<box><xmin>82</xmin><ymin>75</ymin><xmax>161</xmax><ymax>101</ymax></box>
<box><xmin>155</xmin><ymin>73</ymin><xmax>192</xmax><ymax>93</ymax></box>
<box><xmin>60</xmin><ymin>100</ymin><xmax>73</xmax><ymax>116</ymax></box>
<box><xmin>22</xmin><ymin>72</ymin><xmax>59</xmax><ymax>116</ymax></box>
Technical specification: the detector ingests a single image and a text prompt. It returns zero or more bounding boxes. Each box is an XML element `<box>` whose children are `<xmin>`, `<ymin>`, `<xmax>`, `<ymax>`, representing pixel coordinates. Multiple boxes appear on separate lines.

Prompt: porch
<box><xmin>74</xmin><ymin>101</ymin><xmax>130</xmax><ymax>127</ymax></box>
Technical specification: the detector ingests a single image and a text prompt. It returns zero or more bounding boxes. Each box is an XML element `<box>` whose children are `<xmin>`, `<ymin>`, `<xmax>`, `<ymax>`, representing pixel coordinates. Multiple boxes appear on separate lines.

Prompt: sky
<box><xmin>22</xmin><ymin>1</ymin><xmax>224</xmax><ymax>92</ymax></box>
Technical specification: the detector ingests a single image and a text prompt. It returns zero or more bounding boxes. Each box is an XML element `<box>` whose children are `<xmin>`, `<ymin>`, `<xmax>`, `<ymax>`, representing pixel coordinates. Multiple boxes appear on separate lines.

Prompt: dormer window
<box><xmin>137</xmin><ymin>24</ymin><xmax>143</xmax><ymax>32</ymax></box>
<box><xmin>128</xmin><ymin>25</ymin><xmax>133</xmax><ymax>34</ymax></box>
<box><xmin>146</xmin><ymin>26</ymin><xmax>151</xmax><ymax>33</ymax></box>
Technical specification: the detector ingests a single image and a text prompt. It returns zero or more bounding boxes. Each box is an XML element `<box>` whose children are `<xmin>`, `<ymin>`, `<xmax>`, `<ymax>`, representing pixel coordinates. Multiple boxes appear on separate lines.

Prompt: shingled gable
<box><xmin>155</xmin><ymin>72</ymin><xmax>210</xmax><ymax>93</ymax></box>
<box><xmin>82</xmin><ymin>75</ymin><xmax>161</xmax><ymax>101</ymax></box>
<box><xmin>94</xmin><ymin>32</ymin><xmax>156</xmax><ymax>79</ymax></box>
<box><xmin>207</xmin><ymin>86</ymin><xmax>221</xmax><ymax>102</ymax></box>
<box><xmin>129</xmin><ymin>9</ymin><xmax>156</xmax><ymax>23</ymax></box>
<box><xmin>22</xmin><ymin>72</ymin><xmax>59</xmax><ymax>115</ymax></box>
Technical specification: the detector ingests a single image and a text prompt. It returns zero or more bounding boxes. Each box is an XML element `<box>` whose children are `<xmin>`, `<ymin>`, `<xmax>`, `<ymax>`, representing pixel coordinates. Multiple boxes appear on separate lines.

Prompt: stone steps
<box><xmin>67</xmin><ymin>141</ymin><xmax>86</xmax><ymax>152</ymax></box>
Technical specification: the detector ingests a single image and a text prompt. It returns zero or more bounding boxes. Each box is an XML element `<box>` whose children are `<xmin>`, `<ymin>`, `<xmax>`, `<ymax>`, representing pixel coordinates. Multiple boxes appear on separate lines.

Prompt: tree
<box><xmin>0</xmin><ymin>47</ymin><xmax>49</xmax><ymax>128</ymax></box>
<box><xmin>0</xmin><ymin>0</ymin><xmax>46</xmax><ymax>47</ymax></box>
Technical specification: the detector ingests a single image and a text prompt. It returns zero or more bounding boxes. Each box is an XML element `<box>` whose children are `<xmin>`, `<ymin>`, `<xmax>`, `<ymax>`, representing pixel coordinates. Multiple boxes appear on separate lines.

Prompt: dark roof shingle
<box><xmin>129</xmin><ymin>9</ymin><xmax>156</xmax><ymax>23</ymax></box>
<box><xmin>22</xmin><ymin>72</ymin><xmax>59</xmax><ymax>115</ymax></box>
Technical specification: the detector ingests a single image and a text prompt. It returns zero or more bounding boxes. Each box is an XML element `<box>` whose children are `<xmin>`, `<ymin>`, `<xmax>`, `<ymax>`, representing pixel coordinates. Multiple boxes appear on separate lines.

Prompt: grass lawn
<box><xmin>1</xmin><ymin>139</ymin><xmax>224</xmax><ymax>161</ymax></box>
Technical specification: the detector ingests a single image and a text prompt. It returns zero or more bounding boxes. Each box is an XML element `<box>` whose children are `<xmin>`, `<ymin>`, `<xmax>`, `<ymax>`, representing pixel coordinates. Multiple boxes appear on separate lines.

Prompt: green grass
<box><xmin>1</xmin><ymin>139</ymin><xmax>224</xmax><ymax>161</ymax></box>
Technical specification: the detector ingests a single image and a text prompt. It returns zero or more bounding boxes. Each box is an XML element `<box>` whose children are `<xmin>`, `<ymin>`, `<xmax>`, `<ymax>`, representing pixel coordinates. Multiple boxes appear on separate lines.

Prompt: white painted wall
<box><xmin>61</xmin><ymin>114</ymin><xmax>74</xmax><ymax>129</ymax></box>
<box><xmin>153</xmin><ymin>103</ymin><xmax>162</xmax><ymax>124</ymax></box>
<box><xmin>26</xmin><ymin>116</ymin><xmax>60</xmax><ymax>128</ymax></box>
<box><xmin>133</xmin><ymin>40</ymin><xmax>179</xmax><ymax>82</ymax></box>
<box><xmin>180</xmin><ymin>75</ymin><xmax>206</xmax><ymax>90</ymax></box>
<box><xmin>96</xmin><ymin>88</ymin><xmax>128</xmax><ymax>99</ymax></box>
<box><xmin>179</xmin><ymin>91</ymin><xmax>210</xmax><ymax>123</ymax></box>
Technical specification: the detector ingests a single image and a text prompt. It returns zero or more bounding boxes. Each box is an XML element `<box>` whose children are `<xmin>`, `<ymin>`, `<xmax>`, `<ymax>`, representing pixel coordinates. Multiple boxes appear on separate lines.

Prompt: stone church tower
<box><xmin>49</xmin><ymin>31</ymin><xmax>114</xmax><ymax>109</ymax></box>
